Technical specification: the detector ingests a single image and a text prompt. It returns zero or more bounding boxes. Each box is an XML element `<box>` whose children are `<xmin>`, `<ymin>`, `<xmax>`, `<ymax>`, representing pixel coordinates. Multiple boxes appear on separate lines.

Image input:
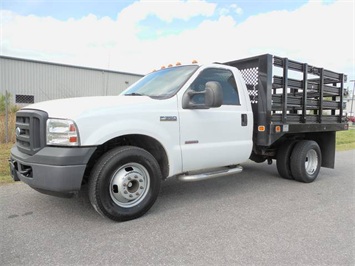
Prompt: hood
<box><xmin>24</xmin><ymin>95</ymin><xmax>157</xmax><ymax>120</ymax></box>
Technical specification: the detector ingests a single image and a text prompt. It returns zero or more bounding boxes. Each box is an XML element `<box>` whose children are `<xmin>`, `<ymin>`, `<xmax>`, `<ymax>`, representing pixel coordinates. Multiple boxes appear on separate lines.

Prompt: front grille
<box><xmin>16</xmin><ymin>110</ymin><xmax>48</xmax><ymax>155</ymax></box>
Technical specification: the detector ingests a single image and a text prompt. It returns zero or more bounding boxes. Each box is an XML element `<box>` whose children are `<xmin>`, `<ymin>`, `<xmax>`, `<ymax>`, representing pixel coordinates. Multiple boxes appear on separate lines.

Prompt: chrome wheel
<box><xmin>305</xmin><ymin>149</ymin><xmax>318</xmax><ymax>175</ymax></box>
<box><xmin>109</xmin><ymin>163</ymin><xmax>150</xmax><ymax>208</ymax></box>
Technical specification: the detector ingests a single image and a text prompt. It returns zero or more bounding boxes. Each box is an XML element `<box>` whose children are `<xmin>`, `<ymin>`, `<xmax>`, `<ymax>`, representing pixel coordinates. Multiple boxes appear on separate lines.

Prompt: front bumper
<box><xmin>9</xmin><ymin>145</ymin><xmax>96</xmax><ymax>196</ymax></box>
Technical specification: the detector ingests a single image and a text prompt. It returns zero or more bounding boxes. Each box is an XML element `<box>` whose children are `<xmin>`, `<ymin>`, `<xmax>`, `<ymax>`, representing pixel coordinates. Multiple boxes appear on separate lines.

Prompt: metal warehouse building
<box><xmin>0</xmin><ymin>56</ymin><xmax>143</xmax><ymax>105</ymax></box>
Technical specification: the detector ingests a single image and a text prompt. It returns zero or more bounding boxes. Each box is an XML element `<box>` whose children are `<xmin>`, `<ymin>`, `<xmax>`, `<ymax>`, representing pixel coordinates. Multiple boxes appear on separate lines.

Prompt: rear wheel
<box><xmin>276</xmin><ymin>140</ymin><xmax>298</xmax><ymax>180</ymax></box>
<box><xmin>88</xmin><ymin>146</ymin><xmax>162</xmax><ymax>221</ymax></box>
<box><xmin>290</xmin><ymin>140</ymin><xmax>321</xmax><ymax>183</ymax></box>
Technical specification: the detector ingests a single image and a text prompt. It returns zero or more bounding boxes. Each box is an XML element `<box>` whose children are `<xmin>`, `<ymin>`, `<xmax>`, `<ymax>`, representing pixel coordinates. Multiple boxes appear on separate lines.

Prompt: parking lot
<box><xmin>1</xmin><ymin>150</ymin><xmax>354</xmax><ymax>265</ymax></box>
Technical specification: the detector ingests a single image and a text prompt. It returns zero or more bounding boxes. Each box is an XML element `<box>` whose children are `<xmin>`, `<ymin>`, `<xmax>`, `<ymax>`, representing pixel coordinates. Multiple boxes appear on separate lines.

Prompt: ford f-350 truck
<box><xmin>9</xmin><ymin>54</ymin><xmax>348</xmax><ymax>221</ymax></box>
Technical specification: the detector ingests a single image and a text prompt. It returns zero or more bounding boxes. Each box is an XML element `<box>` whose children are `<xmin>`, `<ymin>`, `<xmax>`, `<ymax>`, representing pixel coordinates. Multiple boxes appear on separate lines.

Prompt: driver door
<box><xmin>178</xmin><ymin>67</ymin><xmax>251</xmax><ymax>172</ymax></box>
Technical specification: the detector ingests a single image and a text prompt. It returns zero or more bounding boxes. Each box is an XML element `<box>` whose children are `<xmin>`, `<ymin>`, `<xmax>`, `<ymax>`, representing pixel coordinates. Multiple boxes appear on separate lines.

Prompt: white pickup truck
<box><xmin>9</xmin><ymin>54</ymin><xmax>348</xmax><ymax>221</ymax></box>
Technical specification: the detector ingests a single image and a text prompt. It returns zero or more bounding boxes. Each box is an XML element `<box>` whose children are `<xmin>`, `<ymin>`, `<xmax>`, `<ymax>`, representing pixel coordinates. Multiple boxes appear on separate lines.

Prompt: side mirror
<box><xmin>205</xmin><ymin>81</ymin><xmax>223</xmax><ymax>108</ymax></box>
<box><xmin>182</xmin><ymin>81</ymin><xmax>223</xmax><ymax>109</ymax></box>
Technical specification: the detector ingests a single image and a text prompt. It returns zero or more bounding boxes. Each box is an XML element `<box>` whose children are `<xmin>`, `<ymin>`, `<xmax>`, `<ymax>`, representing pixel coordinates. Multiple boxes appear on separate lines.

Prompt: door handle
<box><xmin>241</xmin><ymin>114</ymin><xmax>247</xmax><ymax>126</ymax></box>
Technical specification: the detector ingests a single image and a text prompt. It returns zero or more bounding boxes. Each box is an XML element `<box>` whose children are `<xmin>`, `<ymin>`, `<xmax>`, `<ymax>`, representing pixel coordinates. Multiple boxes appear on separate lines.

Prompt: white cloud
<box><xmin>117</xmin><ymin>0</ymin><xmax>216</xmax><ymax>26</ymax></box>
<box><xmin>0</xmin><ymin>0</ymin><xmax>353</xmax><ymax>83</ymax></box>
<box><xmin>230</xmin><ymin>4</ymin><xmax>243</xmax><ymax>15</ymax></box>
<box><xmin>218</xmin><ymin>8</ymin><xmax>229</xmax><ymax>17</ymax></box>
<box><xmin>218</xmin><ymin>4</ymin><xmax>243</xmax><ymax>17</ymax></box>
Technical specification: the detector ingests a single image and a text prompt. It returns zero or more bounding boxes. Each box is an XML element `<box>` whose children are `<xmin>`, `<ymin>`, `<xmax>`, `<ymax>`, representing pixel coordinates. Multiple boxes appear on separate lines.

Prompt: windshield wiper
<box><xmin>125</xmin><ymin>92</ymin><xmax>145</xmax><ymax>96</ymax></box>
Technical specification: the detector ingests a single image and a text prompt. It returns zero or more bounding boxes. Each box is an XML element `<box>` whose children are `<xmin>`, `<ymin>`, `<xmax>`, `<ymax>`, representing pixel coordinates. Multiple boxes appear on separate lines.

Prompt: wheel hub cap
<box><xmin>109</xmin><ymin>163</ymin><xmax>150</xmax><ymax>208</ymax></box>
<box><xmin>305</xmin><ymin>149</ymin><xmax>318</xmax><ymax>175</ymax></box>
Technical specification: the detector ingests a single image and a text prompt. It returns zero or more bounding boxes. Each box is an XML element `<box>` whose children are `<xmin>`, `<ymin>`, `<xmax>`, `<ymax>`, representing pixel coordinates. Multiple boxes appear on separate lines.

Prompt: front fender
<box><xmin>77</xmin><ymin>117</ymin><xmax>182</xmax><ymax>176</ymax></box>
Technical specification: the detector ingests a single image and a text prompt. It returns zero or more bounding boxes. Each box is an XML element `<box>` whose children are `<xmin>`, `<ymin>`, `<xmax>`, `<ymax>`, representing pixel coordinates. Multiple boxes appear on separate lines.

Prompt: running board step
<box><xmin>177</xmin><ymin>165</ymin><xmax>243</xmax><ymax>182</ymax></box>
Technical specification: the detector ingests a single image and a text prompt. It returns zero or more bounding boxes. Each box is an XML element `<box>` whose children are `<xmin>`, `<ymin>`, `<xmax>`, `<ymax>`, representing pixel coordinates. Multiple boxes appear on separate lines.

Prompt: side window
<box><xmin>189</xmin><ymin>68</ymin><xmax>240</xmax><ymax>105</ymax></box>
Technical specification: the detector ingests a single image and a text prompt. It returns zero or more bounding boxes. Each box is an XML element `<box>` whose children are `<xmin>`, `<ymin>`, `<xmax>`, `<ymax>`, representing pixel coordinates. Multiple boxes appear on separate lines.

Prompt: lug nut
<box><xmin>124</xmin><ymin>191</ymin><xmax>128</xmax><ymax>194</ymax></box>
<box><xmin>128</xmin><ymin>177</ymin><xmax>132</xmax><ymax>181</ymax></box>
<box><xmin>139</xmin><ymin>179</ymin><xmax>143</xmax><ymax>182</ymax></box>
<box><xmin>140</xmin><ymin>186</ymin><xmax>144</xmax><ymax>189</ymax></box>
<box><xmin>129</xmin><ymin>194</ymin><xmax>133</xmax><ymax>198</ymax></box>
<box><xmin>134</xmin><ymin>175</ymin><xmax>138</xmax><ymax>179</ymax></box>
<box><xmin>136</xmin><ymin>192</ymin><xmax>140</xmax><ymax>196</ymax></box>
<box><xmin>123</xmin><ymin>183</ymin><xmax>127</xmax><ymax>187</ymax></box>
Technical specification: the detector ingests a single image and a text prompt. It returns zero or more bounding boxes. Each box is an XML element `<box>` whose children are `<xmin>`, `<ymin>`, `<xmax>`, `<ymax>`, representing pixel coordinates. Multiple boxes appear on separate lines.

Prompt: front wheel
<box><xmin>88</xmin><ymin>146</ymin><xmax>162</xmax><ymax>221</ymax></box>
<box><xmin>290</xmin><ymin>140</ymin><xmax>322</xmax><ymax>183</ymax></box>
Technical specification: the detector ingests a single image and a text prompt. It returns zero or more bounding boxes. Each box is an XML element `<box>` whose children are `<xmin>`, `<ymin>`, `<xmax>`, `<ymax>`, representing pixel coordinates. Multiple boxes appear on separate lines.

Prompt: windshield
<box><xmin>122</xmin><ymin>65</ymin><xmax>198</xmax><ymax>99</ymax></box>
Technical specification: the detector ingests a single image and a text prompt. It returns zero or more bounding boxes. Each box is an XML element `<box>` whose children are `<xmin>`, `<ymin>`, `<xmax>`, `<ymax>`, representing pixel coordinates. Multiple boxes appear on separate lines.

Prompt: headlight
<box><xmin>46</xmin><ymin>119</ymin><xmax>80</xmax><ymax>146</ymax></box>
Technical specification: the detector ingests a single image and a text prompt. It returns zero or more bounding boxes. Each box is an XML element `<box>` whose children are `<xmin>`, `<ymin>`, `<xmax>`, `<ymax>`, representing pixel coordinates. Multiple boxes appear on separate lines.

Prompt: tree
<box><xmin>0</xmin><ymin>91</ymin><xmax>11</xmax><ymax>114</ymax></box>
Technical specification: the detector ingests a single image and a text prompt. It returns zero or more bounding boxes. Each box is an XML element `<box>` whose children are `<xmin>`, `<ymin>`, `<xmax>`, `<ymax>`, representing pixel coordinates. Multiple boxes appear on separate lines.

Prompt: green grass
<box><xmin>1</xmin><ymin>128</ymin><xmax>354</xmax><ymax>185</ymax></box>
<box><xmin>336</xmin><ymin>127</ymin><xmax>355</xmax><ymax>151</ymax></box>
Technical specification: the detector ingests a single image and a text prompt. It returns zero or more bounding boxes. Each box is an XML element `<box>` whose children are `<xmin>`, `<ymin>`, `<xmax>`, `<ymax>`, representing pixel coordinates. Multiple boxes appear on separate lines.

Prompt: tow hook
<box><xmin>8</xmin><ymin>159</ymin><xmax>20</xmax><ymax>181</ymax></box>
<box><xmin>267</xmin><ymin>158</ymin><xmax>273</xmax><ymax>165</ymax></box>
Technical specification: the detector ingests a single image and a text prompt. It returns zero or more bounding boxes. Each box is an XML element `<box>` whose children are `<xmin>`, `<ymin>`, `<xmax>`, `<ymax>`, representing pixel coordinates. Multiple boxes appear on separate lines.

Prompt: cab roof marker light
<box><xmin>258</xmin><ymin>126</ymin><xmax>266</xmax><ymax>132</ymax></box>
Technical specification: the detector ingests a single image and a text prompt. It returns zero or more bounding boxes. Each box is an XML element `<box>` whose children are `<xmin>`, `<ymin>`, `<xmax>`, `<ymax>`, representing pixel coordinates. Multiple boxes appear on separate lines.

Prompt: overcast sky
<box><xmin>1</xmin><ymin>0</ymin><xmax>354</xmax><ymax>84</ymax></box>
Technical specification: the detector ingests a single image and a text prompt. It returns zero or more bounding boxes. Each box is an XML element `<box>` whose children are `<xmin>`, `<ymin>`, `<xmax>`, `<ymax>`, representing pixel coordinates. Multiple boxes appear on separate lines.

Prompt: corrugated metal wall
<box><xmin>0</xmin><ymin>56</ymin><xmax>143</xmax><ymax>105</ymax></box>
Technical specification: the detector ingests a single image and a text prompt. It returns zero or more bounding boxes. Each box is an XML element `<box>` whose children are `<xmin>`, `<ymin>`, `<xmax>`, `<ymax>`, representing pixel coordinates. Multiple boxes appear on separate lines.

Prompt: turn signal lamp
<box><xmin>258</xmin><ymin>126</ymin><xmax>265</xmax><ymax>132</ymax></box>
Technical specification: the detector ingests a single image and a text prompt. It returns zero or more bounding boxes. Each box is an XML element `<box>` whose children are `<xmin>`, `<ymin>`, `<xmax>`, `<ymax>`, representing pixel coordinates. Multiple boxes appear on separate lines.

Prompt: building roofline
<box><xmin>0</xmin><ymin>55</ymin><xmax>144</xmax><ymax>77</ymax></box>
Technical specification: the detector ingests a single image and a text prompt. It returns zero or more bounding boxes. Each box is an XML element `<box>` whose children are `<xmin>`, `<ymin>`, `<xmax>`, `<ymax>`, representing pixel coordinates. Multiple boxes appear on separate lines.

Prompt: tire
<box><xmin>276</xmin><ymin>140</ymin><xmax>298</xmax><ymax>180</ymax></box>
<box><xmin>290</xmin><ymin>140</ymin><xmax>322</xmax><ymax>183</ymax></box>
<box><xmin>88</xmin><ymin>146</ymin><xmax>162</xmax><ymax>221</ymax></box>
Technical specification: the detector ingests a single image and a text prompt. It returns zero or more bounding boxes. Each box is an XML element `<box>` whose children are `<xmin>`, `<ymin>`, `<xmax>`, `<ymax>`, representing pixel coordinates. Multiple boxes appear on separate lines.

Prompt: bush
<box><xmin>0</xmin><ymin>92</ymin><xmax>18</xmax><ymax>143</ymax></box>
<box><xmin>0</xmin><ymin>91</ymin><xmax>17</xmax><ymax>115</ymax></box>
<box><xmin>0</xmin><ymin>93</ymin><xmax>9</xmax><ymax>114</ymax></box>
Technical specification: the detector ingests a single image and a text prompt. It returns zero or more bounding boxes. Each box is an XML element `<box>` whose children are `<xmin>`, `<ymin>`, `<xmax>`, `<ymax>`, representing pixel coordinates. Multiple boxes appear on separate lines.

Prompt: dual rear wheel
<box><xmin>276</xmin><ymin>140</ymin><xmax>322</xmax><ymax>183</ymax></box>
